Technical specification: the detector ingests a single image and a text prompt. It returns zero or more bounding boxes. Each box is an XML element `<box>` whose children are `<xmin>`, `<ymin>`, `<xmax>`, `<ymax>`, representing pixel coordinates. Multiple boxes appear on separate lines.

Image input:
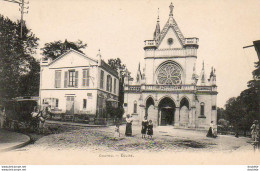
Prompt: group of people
<box><xmin>206</xmin><ymin>120</ymin><xmax>260</xmax><ymax>143</ymax></box>
<box><xmin>141</xmin><ymin>116</ymin><xmax>153</xmax><ymax>139</ymax></box>
<box><xmin>114</xmin><ymin>115</ymin><xmax>154</xmax><ymax>139</ymax></box>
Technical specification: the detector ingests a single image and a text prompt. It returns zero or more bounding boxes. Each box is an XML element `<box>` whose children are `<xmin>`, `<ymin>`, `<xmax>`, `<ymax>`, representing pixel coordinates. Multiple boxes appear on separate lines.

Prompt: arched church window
<box><xmin>200</xmin><ymin>102</ymin><xmax>205</xmax><ymax>116</ymax></box>
<box><xmin>133</xmin><ymin>101</ymin><xmax>137</xmax><ymax>113</ymax></box>
<box><xmin>157</xmin><ymin>63</ymin><xmax>182</xmax><ymax>84</ymax></box>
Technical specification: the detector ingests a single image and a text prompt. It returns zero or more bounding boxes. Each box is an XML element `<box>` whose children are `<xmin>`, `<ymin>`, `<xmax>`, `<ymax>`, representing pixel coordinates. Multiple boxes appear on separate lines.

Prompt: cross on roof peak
<box><xmin>169</xmin><ymin>2</ymin><xmax>174</xmax><ymax>16</ymax></box>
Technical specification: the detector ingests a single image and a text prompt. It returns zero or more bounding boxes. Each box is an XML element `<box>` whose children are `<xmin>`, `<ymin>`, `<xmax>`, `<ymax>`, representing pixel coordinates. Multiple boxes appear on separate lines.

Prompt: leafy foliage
<box><xmin>18</xmin><ymin>57</ymin><xmax>40</xmax><ymax>96</ymax></box>
<box><xmin>41</xmin><ymin>39</ymin><xmax>87</xmax><ymax>60</ymax></box>
<box><xmin>0</xmin><ymin>15</ymin><xmax>39</xmax><ymax>101</ymax></box>
<box><xmin>107</xmin><ymin>58</ymin><xmax>130</xmax><ymax>107</ymax></box>
<box><xmin>222</xmin><ymin>57</ymin><xmax>260</xmax><ymax>135</ymax></box>
<box><xmin>106</xmin><ymin>103</ymin><xmax>124</xmax><ymax>119</ymax></box>
<box><xmin>108</xmin><ymin>58</ymin><xmax>126</xmax><ymax>71</ymax></box>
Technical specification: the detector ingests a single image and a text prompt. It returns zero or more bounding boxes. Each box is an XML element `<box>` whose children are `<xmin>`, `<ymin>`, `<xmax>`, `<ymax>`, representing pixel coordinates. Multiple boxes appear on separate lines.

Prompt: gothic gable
<box><xmin>157</xmin><ymin>26</ymin><xmax>183</xmax><ymax>49</ymax></box>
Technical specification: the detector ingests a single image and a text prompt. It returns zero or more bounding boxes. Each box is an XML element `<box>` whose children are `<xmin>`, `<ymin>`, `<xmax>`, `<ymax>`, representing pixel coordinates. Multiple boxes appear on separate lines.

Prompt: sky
<box><xmin>0</xmin><ymin>0</ymin><xmax>259</xmax><ymax>107</ymax></box>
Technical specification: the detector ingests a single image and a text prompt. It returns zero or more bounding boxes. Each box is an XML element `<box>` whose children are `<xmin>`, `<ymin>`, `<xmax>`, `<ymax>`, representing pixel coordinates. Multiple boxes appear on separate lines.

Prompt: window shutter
<box><xmin>54</xmin><ymin>71</ymin><xmax>57</xmax><ymax>88</ymax></box>
<box><xmin>64</xmin><ymin>71</ymin><xmax>68</xmax><ymax>88</ymax></box>
<box><xmin>59</xmin><ymin>72</ymin><xmax>61</xmax><ymax>88</ymax></box>
<box><xmin>86</xmin><ymin>69</ymin><xmax>90</xmax><ymax>86</ymax></box>
<box><xmin>75</xmin><ymin>71</ymin><xmax>78</xmax><ymax>87</ymax></box>
<box><xmin>55</xmin><ymin>71</ymin><xmax>61</xmax><ymax>88</ymax></box>
<box><xmin>82</xmin><ymin>70</ymin><xmax>86</xmax><ymax>86</ymax></box>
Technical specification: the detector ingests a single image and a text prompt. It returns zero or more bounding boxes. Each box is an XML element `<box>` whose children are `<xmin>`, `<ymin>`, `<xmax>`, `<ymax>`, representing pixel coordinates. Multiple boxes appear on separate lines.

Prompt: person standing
<box><xmin>147</xmin><ymin>120</ymin><xmax>153</xmax><ymax>139</ymax></box>
<box><xmin>0</xmin><ymin>107</ymin><xmax>5</xmax><ymax>129</ymax></box>
<box><xmin>206</xmin><ymin>121</ymin><xmax>214</xmax><ymax>138</ymax></box>
<box><xmin>251</xmin><ymin>120</ymin><xmax>259</xmax><ymax>142</ymax></box>
<box><xmin>125</xmin><ymin>114</ymin><xmax>133</xmax><ymax>137</ymax></box>
<box><xmin>141</xmin><ymin>116</ymin><xmax>148</xmax><ymax>138</ymax></box>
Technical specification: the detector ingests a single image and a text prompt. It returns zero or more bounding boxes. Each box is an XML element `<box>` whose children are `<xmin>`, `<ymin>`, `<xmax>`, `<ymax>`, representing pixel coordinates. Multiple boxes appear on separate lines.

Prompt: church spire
<box><xmin>153</xmin><ymin>8</ymin><xmax>160</xmax><ymax>41</ymax></box>
<box><xmin>209</xmin><ymin>66</ymin><xmax>214</xmax><ymax>78</ymax></box>
<box><xmin>209</xmin><ymin>67</ymin><xmax>217</xmax><ymax>85</ymax></box>
<box><xmin>200</xmin><ymin>61</ymin><xmax>206</xmax><ymax>85</ymax></box>
<box><xmin>192</xmin><ymin>63</ymin><xmax>198</xmax><ymax>84</ymax></box>
<box><xmin>136</xmin><ymin>62</ymin><xmax>142</xmax><ymax>84</ymax></box>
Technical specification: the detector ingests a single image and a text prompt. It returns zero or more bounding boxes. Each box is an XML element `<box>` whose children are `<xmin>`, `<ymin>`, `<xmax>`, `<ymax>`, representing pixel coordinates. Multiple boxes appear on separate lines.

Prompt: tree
<box><xmin>217</xmin><ymin>107</ymin><xmax>225</xmax><ymax>121</ymax></box>
<box><xmin>224</xmin><ymin>88</ymin><xmax>259</xmax><ymax>136</ymax></box>
<box><xmin>108</xmin><ymin>58</ymin><xmax>126</xmax><ymax>71</ymax></box>
<box><xmin>248</xmin><ymin>61</ymin><xmax>260</xmax><ymax>89</ymax></box>
<box><xmin>18</xmin><ymin>57</ymin><xmax>40</xmax><ymax>96</ymax></box>
<box><xmin>41</xmin><ymin>39</ymin><xmax>87</xmax><ymax>60</ymax></box>
<box><xmin>0</xmin><ymin>15</ymin><xmax>39</xmax><ymax>101</ymax></box>
<box><xmin>108</xmin><ymin>58</ymin><xmax>129</xmax><ymax>107</ymax></box>
<box><xmin>223</xmin><ymin>53</ymin><xmax>260</xmax><ymax>136</ymax></box>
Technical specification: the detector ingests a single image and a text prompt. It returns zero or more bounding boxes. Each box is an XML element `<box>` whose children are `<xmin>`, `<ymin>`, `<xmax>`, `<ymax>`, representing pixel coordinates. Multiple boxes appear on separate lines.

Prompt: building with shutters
<box><xmin>124</xmin><ymin>3</ymin><xmax>218</xmax><ymax>129</ymax></box>
<box><xmin>39</xmin><ymin>49</ymin><xmax>119</xmax><ymax>120</ymax></box>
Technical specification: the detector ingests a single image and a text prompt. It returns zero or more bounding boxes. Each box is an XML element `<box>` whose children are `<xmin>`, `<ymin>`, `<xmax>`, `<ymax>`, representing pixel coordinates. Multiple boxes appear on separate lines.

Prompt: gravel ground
<box><xmin>18</xmin><ymin>124</ymin><xmax>253</xmax><ymax>153</ymax></box>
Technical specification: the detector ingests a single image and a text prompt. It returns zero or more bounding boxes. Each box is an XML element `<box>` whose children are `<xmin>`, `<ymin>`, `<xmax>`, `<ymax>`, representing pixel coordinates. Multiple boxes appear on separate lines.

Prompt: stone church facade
<box><xmin>124</xmin><ymin>3</ymin><xmax>217</xmax><ymax>129</ymax></box>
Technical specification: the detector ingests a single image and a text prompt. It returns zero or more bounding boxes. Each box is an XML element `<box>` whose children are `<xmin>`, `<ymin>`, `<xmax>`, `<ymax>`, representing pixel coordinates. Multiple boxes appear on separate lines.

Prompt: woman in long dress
<box><xmin>206</xmin><ymin>121</ymin><xmax>214</xmax><ymax>137</ymax></box>
<box><xmin>125</xmin><ymin>114</ymin><xmax>133</xmax><ymax>136</ymax></box>
<box><xmin>141</xmin><ymin>116</ymin><xmax>148</xmax><ymax>138</ymax></box>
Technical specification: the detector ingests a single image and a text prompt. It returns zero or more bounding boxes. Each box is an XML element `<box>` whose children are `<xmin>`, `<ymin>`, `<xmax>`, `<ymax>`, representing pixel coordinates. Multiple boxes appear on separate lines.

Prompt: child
<box><xmin>147</xmin><ymin>120</ymin><xmax>153</xmax><ymax>139</ymax></box>
<box><xmin>114</xmin><ymin>124</ymin><xmax>120</xmax><ymax>139</ymax></box>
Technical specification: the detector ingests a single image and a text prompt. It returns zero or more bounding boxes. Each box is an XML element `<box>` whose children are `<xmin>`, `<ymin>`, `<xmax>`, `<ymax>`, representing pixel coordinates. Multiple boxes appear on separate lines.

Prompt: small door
<box><xmin>66</xmin><ymin>96</ymin><xmax>75</xmax><ymax>114</ymax></box>
<box><xmin>160</xmin><ymin>109</ymin><xmax>167</xmax><ymax>126</ymax></box>
<box><xmin>160</xmin><ymin>108</ymin><xmax>174</xmax><ymax>126</ymax></box>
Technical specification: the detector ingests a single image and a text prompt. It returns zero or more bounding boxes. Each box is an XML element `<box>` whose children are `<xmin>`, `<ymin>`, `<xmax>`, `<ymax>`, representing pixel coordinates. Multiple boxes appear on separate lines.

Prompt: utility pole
<box><xmin>1</xmin><ymin>0</ymin><xmax>29</xmax><ymax>38</ymax></box>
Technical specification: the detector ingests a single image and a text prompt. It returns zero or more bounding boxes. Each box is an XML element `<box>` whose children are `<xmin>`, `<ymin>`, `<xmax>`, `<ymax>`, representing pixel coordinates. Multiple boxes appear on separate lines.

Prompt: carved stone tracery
<box><xmin>157</xmin><ymin>63</ymin><xmax>182</xmax><ymax>85</ymax></box>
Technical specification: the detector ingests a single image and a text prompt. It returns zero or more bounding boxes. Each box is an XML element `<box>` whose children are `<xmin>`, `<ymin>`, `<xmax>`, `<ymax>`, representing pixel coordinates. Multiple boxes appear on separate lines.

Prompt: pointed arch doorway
<box><xmin>158</xmin><ymin>97</ymin><xmax>176</xmax><ymax>126</ymax></box>
<box><xmin>145</xmin><ymin>97</ymin><xmax>158</xmax><ymax>126</ymax></box>
<box><xmin>179</xmin><ymin>97</ymin><xmax>190</xmax><ymax>126</ymax></box>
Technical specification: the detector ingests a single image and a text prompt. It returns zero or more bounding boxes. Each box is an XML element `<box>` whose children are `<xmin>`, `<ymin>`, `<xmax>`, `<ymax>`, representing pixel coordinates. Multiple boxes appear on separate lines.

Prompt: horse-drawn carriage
<box><xmin>2</xmin><ymin>97</ymin><xmax>49</xmax><ymax>133</ymax></box>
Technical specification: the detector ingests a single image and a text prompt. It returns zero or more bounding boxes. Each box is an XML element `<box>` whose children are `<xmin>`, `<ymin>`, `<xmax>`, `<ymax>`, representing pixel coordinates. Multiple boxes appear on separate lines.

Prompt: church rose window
<box><xmin>157</xmin><ymin>63</ymin><xmax>182</xmax><ymax>84</ymax></box>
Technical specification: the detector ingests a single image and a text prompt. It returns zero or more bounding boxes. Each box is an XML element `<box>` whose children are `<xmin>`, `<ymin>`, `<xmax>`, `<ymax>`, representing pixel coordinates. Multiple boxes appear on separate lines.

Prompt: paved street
<box><xmin>18</xmin><ymin>124</ymin><xmax>252</xmax><ymax>153</ymax></box>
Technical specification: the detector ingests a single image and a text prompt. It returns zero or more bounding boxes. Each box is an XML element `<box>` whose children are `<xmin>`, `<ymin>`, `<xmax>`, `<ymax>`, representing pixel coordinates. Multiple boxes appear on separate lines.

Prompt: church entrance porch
<box><xmin>158</xmin><ymin>97</ymin><xmax>176</xmax><ymax>126</ymax></box>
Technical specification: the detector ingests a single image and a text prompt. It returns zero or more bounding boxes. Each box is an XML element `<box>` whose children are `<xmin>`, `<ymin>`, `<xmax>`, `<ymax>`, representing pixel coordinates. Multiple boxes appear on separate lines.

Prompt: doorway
<box><xmin>158</xmin><ymin>97</ymin><xmax>176</xmax><ymax>126</ymax></box>
<box><xmin>66</xmin><ymin>96</ymin><xmax>75</xmax><ymax>114</ymax></box>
